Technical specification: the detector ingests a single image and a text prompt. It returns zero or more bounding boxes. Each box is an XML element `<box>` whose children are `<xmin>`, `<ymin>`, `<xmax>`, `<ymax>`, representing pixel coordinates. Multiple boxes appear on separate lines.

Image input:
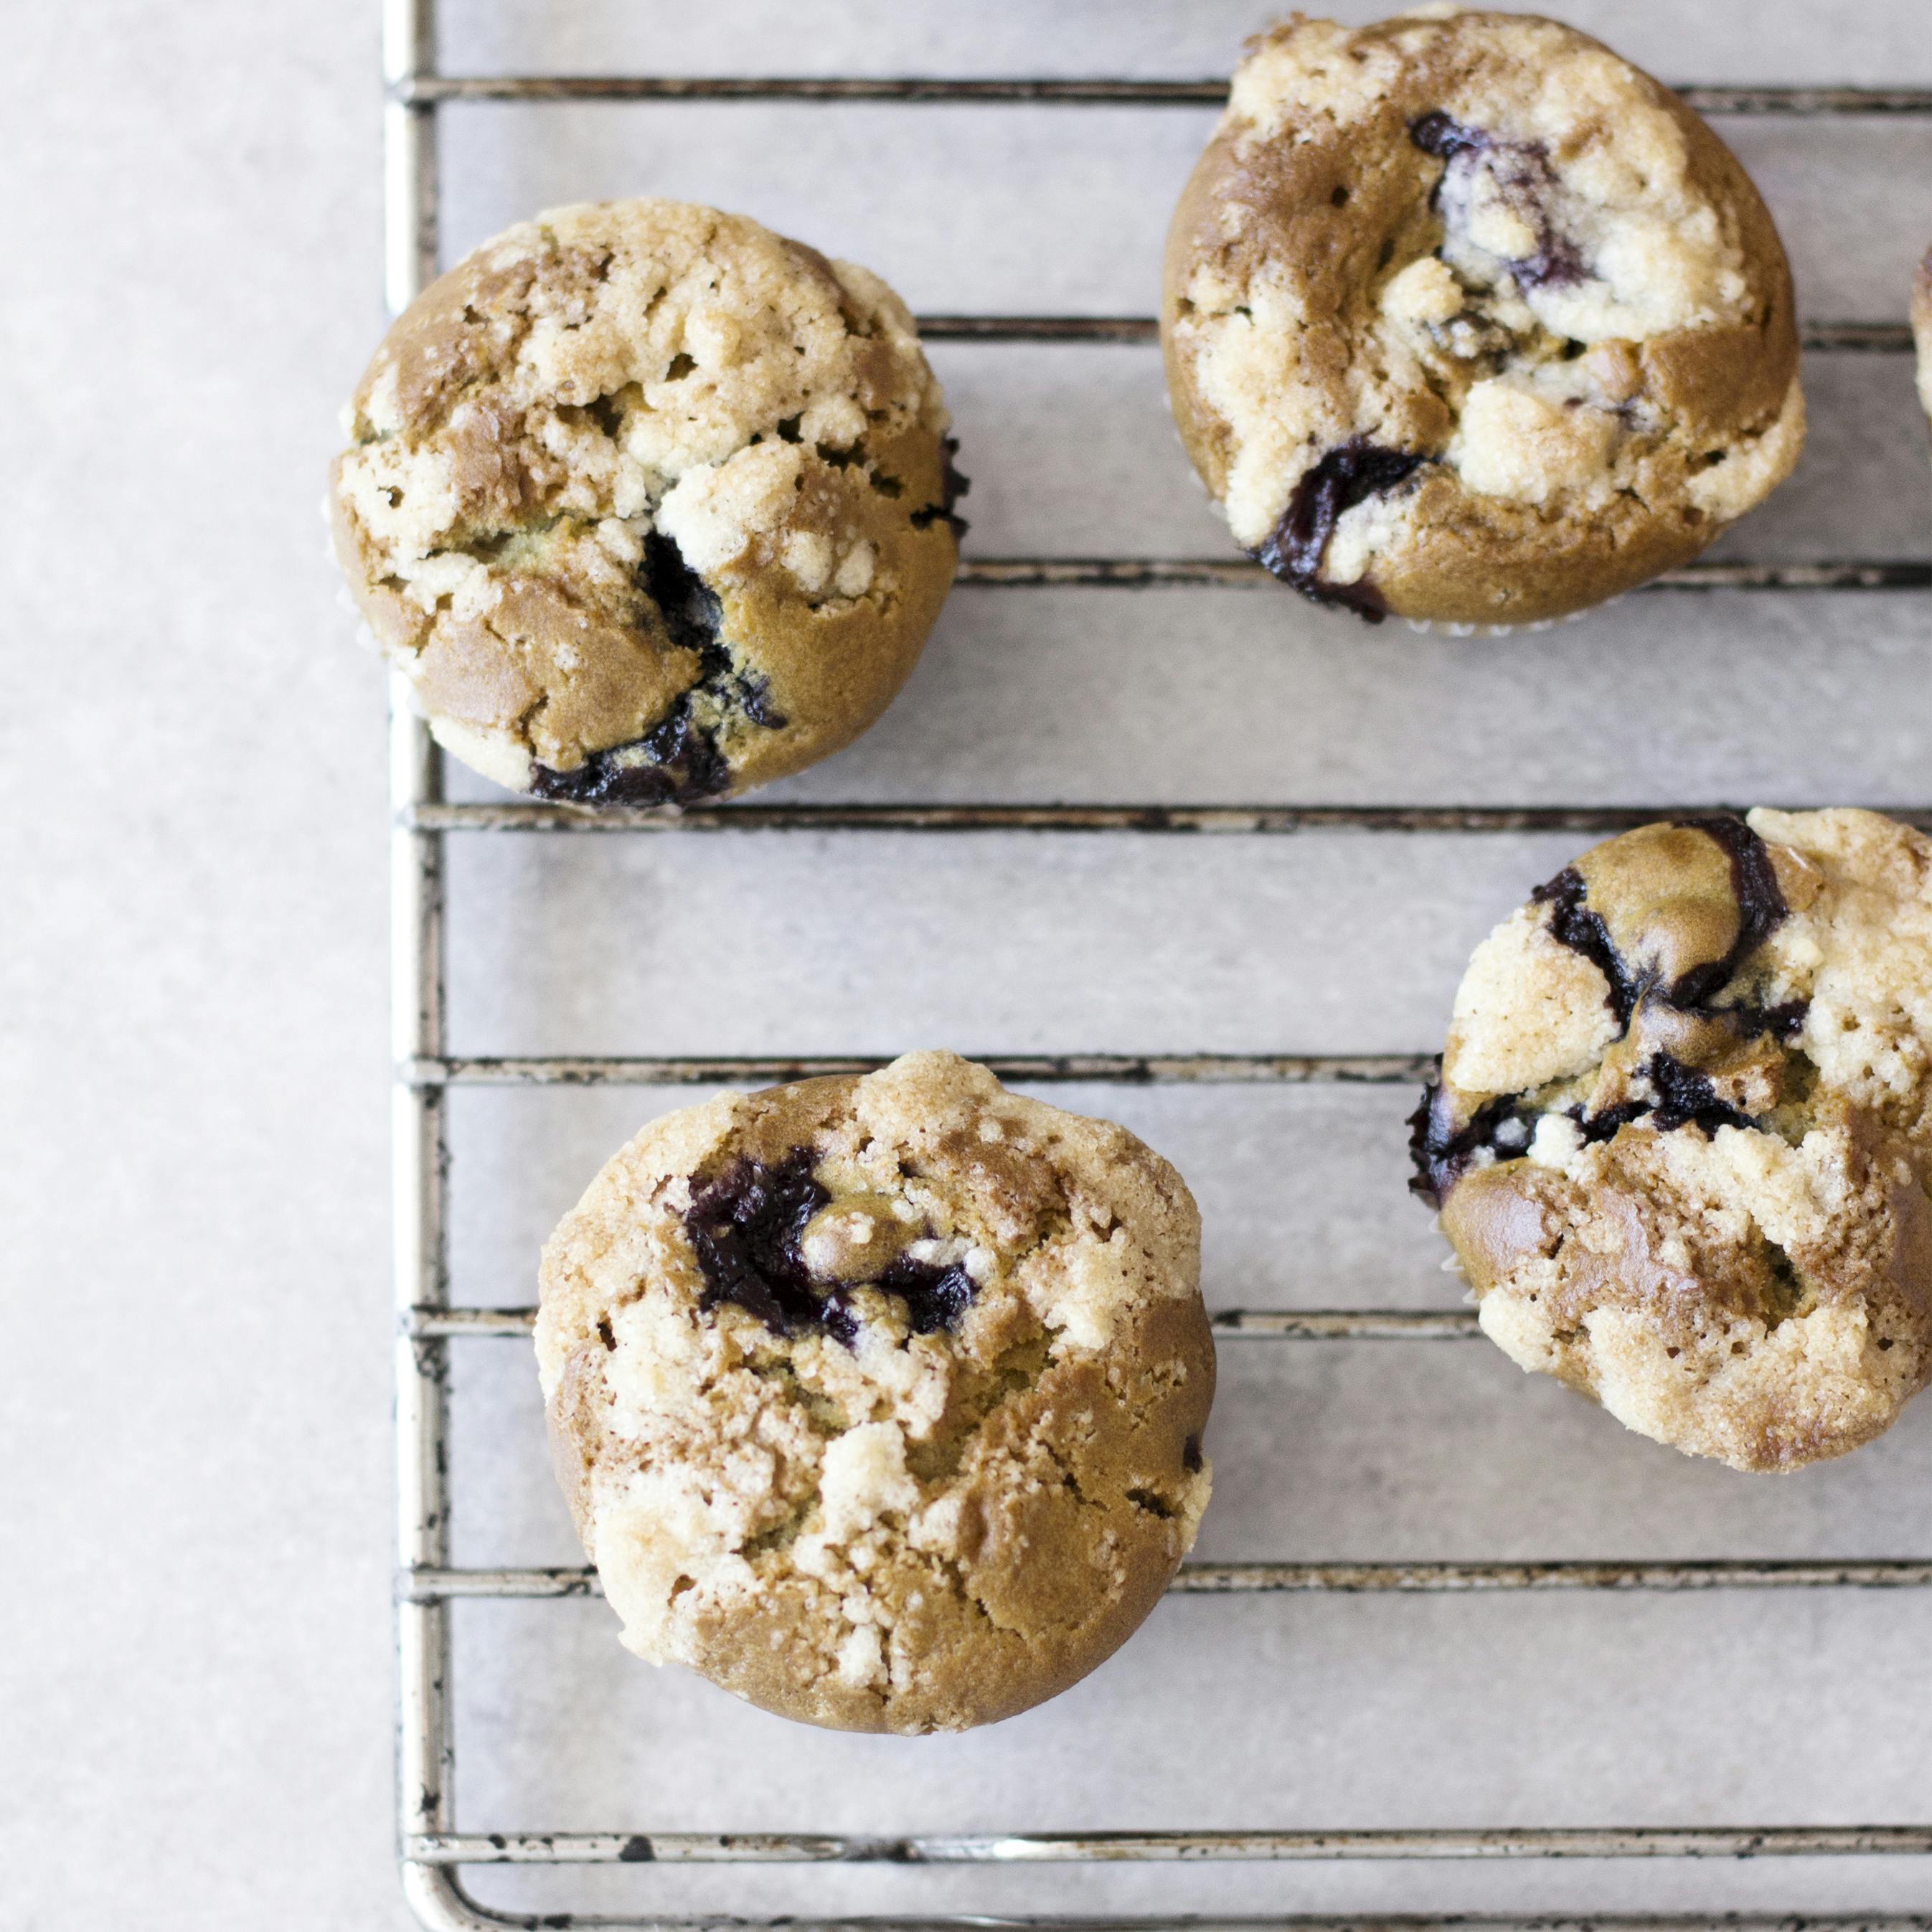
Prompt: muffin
<box><xmin>1162</xmin><ymin>8</ymin><xmax>1804</xmax><ymax>626</ymax></box>
<box><xmin>1411</xmin><ymin>811</ymin><xmax>1932</xmax><ymax>1471</ymax></box>
<box><xmin>537</xmin><ymin>1052</ymin><xmax>1215</xmax><ymax>1733</ymax></box>
<box><xmin>330</xmin><ymin>200</ymin><xmax>963</xmax><ymax>803</ymax></box>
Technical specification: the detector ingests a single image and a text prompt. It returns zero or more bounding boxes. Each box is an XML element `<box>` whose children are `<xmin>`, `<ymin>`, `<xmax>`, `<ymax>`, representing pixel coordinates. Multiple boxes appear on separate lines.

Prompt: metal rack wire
<box><xmin>386</xmin><ymin>3</ymin><xmax>1932</xmax><ymax>1925</ymax></box>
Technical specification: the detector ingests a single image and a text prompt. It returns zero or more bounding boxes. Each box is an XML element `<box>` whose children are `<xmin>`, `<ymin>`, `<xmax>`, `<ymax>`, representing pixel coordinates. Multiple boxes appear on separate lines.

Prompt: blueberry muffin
<box><xmin>1162</xmin><ymin>8</ymin><xmax>1803</xmax><ymax>626</ymax></box>
<box><xmin>537</xmin><ymin>1052</ymin><xmax>1215</xmax><ymax>1733</ymax></box>
<box><xmin>329</xmin><ymin>200</ymin><xmax>963</xmax><ymax>803</ymax></box>
<box><xmin>1411</xmin><ymin>811</ymin><xmax>1932</xmax><ymax>1471</ymax></box>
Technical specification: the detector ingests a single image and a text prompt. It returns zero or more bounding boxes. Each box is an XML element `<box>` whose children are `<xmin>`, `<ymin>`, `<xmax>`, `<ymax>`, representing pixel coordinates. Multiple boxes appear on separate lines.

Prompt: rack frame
<box><xmin>383</xmin><ymin>5</ymin><xmax>1932</xmax><ymax>1925</ymax></box>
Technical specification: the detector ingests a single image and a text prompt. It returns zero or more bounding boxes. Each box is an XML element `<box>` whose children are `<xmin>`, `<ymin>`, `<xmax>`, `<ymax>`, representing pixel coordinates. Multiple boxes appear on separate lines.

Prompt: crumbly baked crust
<box><xmin>1412</xmin><ymin>810</ymin><xmax>1932</xmax><ymax>1471</ymax></box>
<box><xmin>330</xmin><ymin>200</ymin><xmax>961</xmax><ymax>801</ymax></box>
<box><xmin>1161</xmin><ymin>7</ymin><xmax>1803</xmax><ymax>626</ymax></box>
<box><xmin>537</xmin><ymin>1052</ymin><xmax>1215</xmax><ymax>1733</ymax></box>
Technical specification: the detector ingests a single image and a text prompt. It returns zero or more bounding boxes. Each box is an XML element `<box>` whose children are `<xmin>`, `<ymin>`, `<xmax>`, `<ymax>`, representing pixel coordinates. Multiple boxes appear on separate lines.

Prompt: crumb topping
<box><xmin>330</xmin><ymin>199</ymin><xmax>958</xmax><ymax>794</ymax></box>
<box><xmin>536</xmin><ymin>1052</ymin><xmax>1213</xmax><ymax>1733</ymax></box>
<box><xmin>1163</xmin><ymin>9</ymin><xmax>1802</xmax><ymax>623</ymax></box>
<box><xmin>1413</xmin><ymin>810</ymin><xmax>1932</xmax><ymax>1470</ymax></box>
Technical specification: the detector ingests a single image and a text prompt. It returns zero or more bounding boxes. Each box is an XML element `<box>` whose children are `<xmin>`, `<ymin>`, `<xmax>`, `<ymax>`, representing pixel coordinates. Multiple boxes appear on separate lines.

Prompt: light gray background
<box><xmin>4</xmin><ymin>3</ymin><xmax>1930</xmax><ymax>1928</ymax></box>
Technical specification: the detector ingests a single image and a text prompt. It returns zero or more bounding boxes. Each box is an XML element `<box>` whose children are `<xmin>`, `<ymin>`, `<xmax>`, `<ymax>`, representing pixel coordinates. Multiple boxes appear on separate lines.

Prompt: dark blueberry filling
<box><xmin>1717</xmin><ymin>997</ymin><xmax>1810</xmax><ymax>1044</ymax></box>
<box><xmin>528</xmin><ymin>531</ymin><xmax>785</xmax><ymax>807</ymax></box>
<box><xmin>1569</xmin><ymin>1096</ymin><xmax>1648</xmax><ymax>1148</ymax></box>
<box><xmin>529</xmin><ymin>432</ymin><xmax>961</xmax><ymax>809</ymax></box>
<box><xmin>684</xmin><ymin>1149</ymin><xmax>834</xmax><ymax>1336</ymax></box>
<box><xmin>1532</xmin><ymin>815</ymin><xmax>1792</xmax><ymax>1019</ymax></box>
<box><xmin>682</xmin><ymin>1150</ymin><xmax>976</xmax><ymax>1347</ymax></box>
<box><xmin>1637</xmin><ymin>1053</ymin><xmax>1758</xmax><ymax>1138</ymax></box>
<box><xmin>641</xmin><ymin>527</ymin><xmax>726</xmax><ymax>669</ymax></box>
<box><xmin>530</xmin><ymin>702</ymin><xmax>730</xmax><ymax>807</ymax></box>
<box><xmin>1566</xmin><ymin>1055</ymin><xmax>1754</xmax><ymax>1146</ymax></box>
<box><xmin>1409</xmin><ymin>816</ymin><xmax>1806</xmax><ymax>1201</ymax></box>
<box><xmin>1530</xmin><ymin>865</ymin><xmax>1639</xmax><ymax>1027</ymax></box>
<box><xmin>1182</xmin><ymin>1433</ymin><xmax>1204</xmax><ymax>1473</ymax></box>
<box><xmin>1407</xmin><ymin>1083</ymin><xmax>1537</xmax><ymax>1205</ymax></box>
<box><xmin>1255</xmin><ymin>438</ymin><xmax>1425</xmax><ymax>621</ymax></box>
<box><xmin>818</xmin><ymin>1298</ymin><xmax>861</xmax><ymax>1349</ymax></box>
<box><xmin>1408</xmin><ymin>110</ymin><xmax>1487</xmax><ymax>165</ymax></box>
<box><xmin>910</xmin><ymin>435</ymin><xmax>971</xmax><ymax>542</ymax></box>
<box><xmin>871</xmin><ymin>1252</ymin><xmax>977</xmax><ymax>1336</ymax></box>
<box><xmin>1408</xmin><ymin>113</ymin><xmax>1585</xmax><ymax>293</ymax></box>
<box><xmin>1668</xmin><ymin>814</ymin><xmax>1789</xmax><ymax>1007</ymax></box>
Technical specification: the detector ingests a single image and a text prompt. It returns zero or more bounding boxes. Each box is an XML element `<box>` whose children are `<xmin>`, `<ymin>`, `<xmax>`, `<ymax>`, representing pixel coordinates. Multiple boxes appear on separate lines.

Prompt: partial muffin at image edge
<box><xmin>535</xmin><ymin>1052</ymin><xmax>1215</xmax><ymax>1734</ymax></box>
<box><xmin>1161</xmin><ymin>8</ymin><xmax>1804</xmax><ymax>626</ymax></box>
<box><xmin>329</xmin><ymin>199</ymin><xmax>966</xmax><ymax>804</ymax></box>
<box><xmin>1410</xmin><ymin>809</ymin><xmax>1932</xmax><ymax>1471</ymax></box>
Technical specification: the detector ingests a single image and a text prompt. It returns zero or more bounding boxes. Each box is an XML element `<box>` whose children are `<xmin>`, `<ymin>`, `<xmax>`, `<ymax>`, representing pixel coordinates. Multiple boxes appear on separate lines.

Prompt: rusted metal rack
<box><xmin>385</xmin><ymin>2</ymin><xmax>1932</xmax><ymax>1924</ymax></box>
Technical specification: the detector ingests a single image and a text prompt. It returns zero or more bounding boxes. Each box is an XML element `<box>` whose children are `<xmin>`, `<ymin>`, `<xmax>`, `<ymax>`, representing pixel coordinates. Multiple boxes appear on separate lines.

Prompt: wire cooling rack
<box><xmin>385</xmin><ymin>2</ymin><xmax>1932</xmax><ymax>1925</ymax></box>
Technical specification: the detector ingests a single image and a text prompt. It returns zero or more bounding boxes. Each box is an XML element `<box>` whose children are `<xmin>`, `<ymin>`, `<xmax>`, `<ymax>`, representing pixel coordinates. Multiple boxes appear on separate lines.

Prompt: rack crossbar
<box><xmin>408</xmin><ymin>1824</ymin><xmax>1932</xmax><ymax>1866</ymax></box>
<box><xmin>408</xmin><ymin>803</ymin><xmax>1932</xmax><ymax>837</ymax></box>
<box><xmin>407</xmin><ymin>1054</ymin><xmax>1436</xmax><ymax>1088</ymax></box>
<box><xmin>402</xmin><ymin>1905</ymin><xmax>1932</xmax><ymax>1932</ymax></box>
<box><xmin>397</xmin><ymin>76</ymin><xmax>1932</xmax><ymax>115</ymax></box>
<box><xmin>913</xmin><ymin>316</ymin><xmax>1910</xmax><ymax>352</ymax></box>
<box><xmin>952</xmin><ymin>557</ymin><xmax>1932</xmax><ymax>590</ymax></box>
<box><xmin>405</xmin><ymin>1561</ymin><xmax>1932</xmax><ymax>1603</ymax></box>
<box><xmin>402</xmin><ymin>1306</ymin><xmax>1491</xmax><ymax>1341</ymax></box>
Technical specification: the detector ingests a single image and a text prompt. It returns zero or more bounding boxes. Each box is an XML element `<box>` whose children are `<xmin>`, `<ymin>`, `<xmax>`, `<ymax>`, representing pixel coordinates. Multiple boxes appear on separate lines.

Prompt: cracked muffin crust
<box><xmin>537</xmin><ymin>1052</ymin><xmax>1215</xmax><ymax>1733</ymax></box>
<box><xmin>1410</xmin><ymin>810</ymin><xmax>1932</xmax><ymax>1471</ymax></box>
<box><xmin>1161</xmin><ymin>7</ymin><xmax>1804</xmax><ymax>626</ymax></box>
<box><xmin>329</xmin><ymin>200</ymin><xmax>963</xmax><ymax>803</ymax></box>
